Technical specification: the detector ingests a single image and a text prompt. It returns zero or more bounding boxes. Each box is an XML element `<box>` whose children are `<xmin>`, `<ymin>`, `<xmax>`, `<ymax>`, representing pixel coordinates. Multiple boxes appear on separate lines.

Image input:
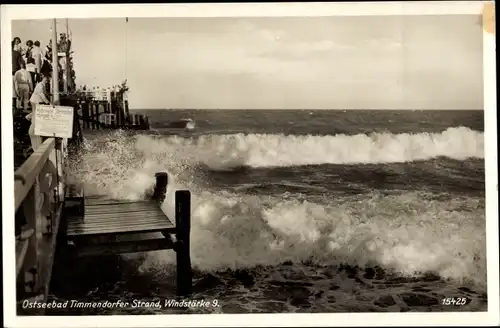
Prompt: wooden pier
<box><xmin>75</xmin><ymin>85</ymin><xmax>150</xmax><ymax>131</ymax></box>
<box><xmin>15</xmin><ymin>141</ymin><xmax>193</xmax><ymax>309</ymax></box>
<box><xmin>63</xmin><ymin>173</ymin><xmax>192</xmax><ymax>296</ymax></box>
<box><xmin>13</xmin><ymin>18</ymin><xmax>181</xmax><ymax>315</ymax></box>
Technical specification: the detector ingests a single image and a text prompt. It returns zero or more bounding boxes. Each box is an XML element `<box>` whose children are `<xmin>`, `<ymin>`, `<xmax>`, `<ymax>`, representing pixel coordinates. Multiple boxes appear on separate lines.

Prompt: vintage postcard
<box><xmin>1</xmin><ymin>2</ymin><xmax>498</xmax><ymax>327</ymax></box>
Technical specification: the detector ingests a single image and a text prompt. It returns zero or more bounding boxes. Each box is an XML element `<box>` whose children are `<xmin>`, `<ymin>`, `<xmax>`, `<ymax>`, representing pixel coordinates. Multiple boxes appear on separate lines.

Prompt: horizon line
<box><xmin>129</xmin><ymin>108</ymin><xmax>485</xmax><ymax>111</ymax></box>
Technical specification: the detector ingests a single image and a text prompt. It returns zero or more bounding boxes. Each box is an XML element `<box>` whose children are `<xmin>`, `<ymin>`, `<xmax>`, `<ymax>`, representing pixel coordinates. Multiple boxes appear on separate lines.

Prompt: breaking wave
<box><xmin>149</xmin><ymin>183</ymin><xmax>486</xmax><ymax>287</ymax></box>
<box><xmin>68</xmin><ymin>126</ymin><xmax>486</xmax><ymax>288</ymax></box>
<box><xmin>135</xmin><ymin>126</ymin><xmax>484</xmax><ymax>170</ymax></box>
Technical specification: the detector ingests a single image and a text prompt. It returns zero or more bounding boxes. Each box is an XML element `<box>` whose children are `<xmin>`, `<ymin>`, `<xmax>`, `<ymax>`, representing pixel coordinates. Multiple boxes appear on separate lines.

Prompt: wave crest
<box><xmin>67</xmin><ymin>127</ymin><xmax>486</xmax><ymax>287</ymax></box>
<box><xmin>146</xmin><ymin>182</ymin><xmax>486</xmax><ymax>287</ymax></box>
<box><xmin>135</xmin><ymin>126</ymin><xmax>484</xmax><ymax>170</ymax></box>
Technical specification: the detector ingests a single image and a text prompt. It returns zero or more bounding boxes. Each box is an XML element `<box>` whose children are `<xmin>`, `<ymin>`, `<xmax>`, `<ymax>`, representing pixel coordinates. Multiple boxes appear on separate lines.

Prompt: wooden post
<box><xmin>88</xmin><ymin>102</ymin><xmax>92</xmax><ymax>129</ymax></box>
<box><xmin>64</xmin><ymin>18</ymin><xmax>69</xmax><ymax>93</ymax></box>
<box><xmin>115</xmin><ymin>102</ymin><xmax>120</xmax><ymax>128</ymax></box>
<box><xmin>124</xmin><ymin>99</ymin><xmax>130</xmax><ymax>123</ymax></box>
<box><xmin>151</xmin><ymin>173</ymin><xmax>192</xmax><ymax>295</ymax></box>
<box><xmin>88</xmin><ymin>101</ymin><xmax>94</xmax><ymax>129</ymax></box>
<box><xmin>93</xmin><ymin>102</ymin><xmax>97</xmax><ymax>129</ymax></box>
<box><xmin>118</xmin><ymin>101</ymin><xmax>123</xmax><ymax>127</ymax></box>
<box><xmin>86</xmin><ymin>102</ymin><xmax>90</xmax><ymax>129</ymax></box>
<box><xmin>86</xmin><ymin>101</ymin><xmax>90</xmax><ymax>129</ymax></box>
<box><xmin>95</xmin><ymin>103</ymin><xmax>100</xmax><ymax>130</ymax></box>
<box><xmin>152</xmin><ymin>172</ymin><xmax>168</xmax><ymax>204</ymax></box>
<box><xmin>91</xmin><ymin>103</ymin><xmax>95</xmax><ymax>129</ymax></box>
<box><xmin>82</xmin><ymin>101</ymin><xmax>88</xmax><ymax>129</ymax></box>
<box><xmin>93</xmin><ymin>103</ymin><xmax>97</xmax><ymax>130</ymax></box>
<box><xmin>73</xmin><ymin>102</ymin><xmax>83</xmax><ymax>144</ymax></box>
<box><xmin>175</xmin><ymin>190</ymin><xmax>192</xmax><ymax>296</ymax></box>
<box><xmin>52</xmin><ymin>19</ymin><xmax>59</xmax><ymax>105</ymax></box>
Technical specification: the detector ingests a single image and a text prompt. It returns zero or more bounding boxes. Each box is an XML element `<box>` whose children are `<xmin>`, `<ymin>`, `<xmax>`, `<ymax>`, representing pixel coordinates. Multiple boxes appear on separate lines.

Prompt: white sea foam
<box><xmin>135</xmin><ymin>126</ymin><xmax>484</xmax><ymax>170</ymax></box>
<box><xmin>151</xmin><ymin>183</ymin><xmax>486</xmax><ymax>287</ymax></box>
<box><xmin>69</xmin><ymin>127</ymin><xmax>486</xmax><ymax>288</ymax></box>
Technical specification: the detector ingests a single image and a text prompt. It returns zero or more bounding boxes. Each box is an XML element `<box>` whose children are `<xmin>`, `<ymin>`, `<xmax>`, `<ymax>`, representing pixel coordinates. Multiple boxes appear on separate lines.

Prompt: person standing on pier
<box><xmin>26</xmin><ymin>57</ymin><xmax>38</xmax><ymax>87</ymax></box>
<box><xmin>12</xmin><ymin>37</ymin><xmax>23</xmax><ymax>52</ymax></box>
<box><xmin>31</xmin><ymin>41</ymin><xmax>43</xmax><ymax>79</ymax></box>
<box><xmin>27</xmin><ymin>74</ymin><xmax>51</xmax><ymax>149</ymax></box>
<box><xmin>12</xmin><ymin>38</ymin><xmax>24</xmax><ymax>109</ymax></box>
<box><xmin>14</xmin><ymin>61</ymin><xmax>33</xmax><ymax>112</ymax></box>
<box><xmin>44</xmin><ymin>42</ymin><xmax>53</xmax><ymax>64</ymax></box>
<box><xmin>24</xmin><ymin>40</ymin><xmax>33</xmax><ymax>61</ymax></box>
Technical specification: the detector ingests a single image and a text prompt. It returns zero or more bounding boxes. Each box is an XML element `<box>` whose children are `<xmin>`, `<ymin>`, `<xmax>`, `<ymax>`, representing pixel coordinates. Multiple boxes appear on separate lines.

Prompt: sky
<box><xmin>11</xmin><ymin>15</ymin><xmax>483</xmax><ymax>110</ymax></box>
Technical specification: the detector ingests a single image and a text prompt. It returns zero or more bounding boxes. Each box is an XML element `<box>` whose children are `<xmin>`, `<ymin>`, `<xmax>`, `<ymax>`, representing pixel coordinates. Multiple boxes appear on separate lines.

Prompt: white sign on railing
<box><xmin>34</xmin><ymin>105</ymin><xmax>74</xmax><ymax>139</ymax></box>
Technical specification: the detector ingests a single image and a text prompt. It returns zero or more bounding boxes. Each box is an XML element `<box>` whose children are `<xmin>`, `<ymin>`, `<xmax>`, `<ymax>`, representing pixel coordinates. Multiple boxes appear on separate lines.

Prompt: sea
<box><xmin>48</xmin><ymin>109</ymin><xmax>486</xmax><ymax>314</ymax></box>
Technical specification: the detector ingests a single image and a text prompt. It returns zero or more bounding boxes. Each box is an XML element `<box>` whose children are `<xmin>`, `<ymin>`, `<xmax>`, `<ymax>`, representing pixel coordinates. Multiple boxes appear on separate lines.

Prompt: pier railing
<box><xmin>14</xmin><ymin>137</ymin><xmax>67</xmax><ymax>299</ymax></box>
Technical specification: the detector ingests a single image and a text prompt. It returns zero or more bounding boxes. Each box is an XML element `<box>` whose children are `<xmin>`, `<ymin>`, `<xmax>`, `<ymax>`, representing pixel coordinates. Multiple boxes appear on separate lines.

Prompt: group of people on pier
<box><xmin>12</xmin><ymin>36</ymin><xmax>53</xmax><ymax>112</ymax></box>
<box><xmin>12</xmin><ymin>34</ymin><xmax>142</xmax><ymax>159</ymax></box>
<box><xmin>12</xmin><ymin>34</ymin><xmax>77</xmax><ymax>238</ymax></box>
<box><xmin>12</xmin><ymin>34</ymin><xmax>74</xmax><ymax>110</ymax></box>
<box><xmin>11</xmin><ymin>34</ymin><xmax>74</xmax><ymax>164</ymax></box>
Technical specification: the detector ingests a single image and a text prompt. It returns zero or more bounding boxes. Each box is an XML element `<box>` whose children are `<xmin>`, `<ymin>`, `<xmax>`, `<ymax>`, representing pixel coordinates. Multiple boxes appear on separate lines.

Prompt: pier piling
<box><xmin>153</xmin><ymin>172</ymin><xmax>169</xmax><ymax>204</ymax></box>
<box><xmin>83</xmin><ymin>102</ymin><xmax>89</xmax><ymax>129</ymax></box>
<box><xmin>95</xmin><ymin>103</ymin><xmax>100</xmax><ymax>129</ymax></box>
<box><xmin>175</xmin><ymin>190</ymin><xmax>192</xmax><ymax>296</ymax></box>
<box><xmin>152</xmin><ymin>172</ymin><xmax>192</xmax><ymax>295</ymax></box>
<box><xmin>90</xmin><ymin>103</ymin><xmax>95</xmax><ymax>129</ymax></box>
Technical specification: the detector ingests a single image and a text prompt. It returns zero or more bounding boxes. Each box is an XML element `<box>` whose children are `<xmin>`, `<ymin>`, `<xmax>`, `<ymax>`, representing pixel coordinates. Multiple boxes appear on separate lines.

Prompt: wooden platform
<box><xmin>67</xmin><ymin>196</ymin><xmax>175</xmax><ymax>237</ymax></box>
<box><xmin>60</xmin><ymin>173</ymin><xmax>193</xmax><ymax>296</ymax></box>
<box><xmin>65</xmin><ymin>195</ymin><xmax>178</xmax><ymax>258</ymax></box>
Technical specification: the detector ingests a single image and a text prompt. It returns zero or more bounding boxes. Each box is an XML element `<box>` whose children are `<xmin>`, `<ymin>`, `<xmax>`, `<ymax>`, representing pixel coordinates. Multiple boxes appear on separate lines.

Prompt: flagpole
<box><xmin>125</xmin><ymin>17</ymin><xmax>128</xmax><ymax>81</ymax></box>
<box><xmin>63</xmin><ymin>18</ymin><xmax>69</xmax><ymax>93</ymax></box>
<box><xmin>52</xmin><ymin>18</ymin><xmax>59</xmax><ymax>104</ymax></box>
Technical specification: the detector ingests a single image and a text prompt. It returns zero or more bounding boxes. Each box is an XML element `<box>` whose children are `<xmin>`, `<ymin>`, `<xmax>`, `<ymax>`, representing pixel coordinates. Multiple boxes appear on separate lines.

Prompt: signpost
<box><xmin>34</xmin><ymin>105</ymin><xmax>74</xmax><ymax>139</ymax></box>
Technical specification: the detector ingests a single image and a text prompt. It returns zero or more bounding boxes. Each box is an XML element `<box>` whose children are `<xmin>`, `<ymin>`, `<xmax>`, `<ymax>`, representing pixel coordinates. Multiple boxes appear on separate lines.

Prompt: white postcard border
<box><xmin>1</xmin><ymin>2</ymin><xmax>498</xmax><ymax>327</ymax></box>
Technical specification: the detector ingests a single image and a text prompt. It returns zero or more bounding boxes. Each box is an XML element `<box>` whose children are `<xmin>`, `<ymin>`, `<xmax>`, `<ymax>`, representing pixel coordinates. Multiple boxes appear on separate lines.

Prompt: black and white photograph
<box><xmin>1</xmin><ymin>2</ymin><xmax>498</xmax><ymax>327</ymax></box>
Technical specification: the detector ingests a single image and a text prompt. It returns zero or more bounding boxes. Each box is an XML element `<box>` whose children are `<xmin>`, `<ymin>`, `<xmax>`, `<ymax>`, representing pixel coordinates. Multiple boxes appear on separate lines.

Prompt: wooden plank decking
<box><xmin>60</xmin><ymin>173</ymin><xmax>193</xmax><ymax>296</ymax></box>
<box><xmin>66</xmin><ymin>197</ymin><xmax>175</xmax><ymax>237</ymax></box>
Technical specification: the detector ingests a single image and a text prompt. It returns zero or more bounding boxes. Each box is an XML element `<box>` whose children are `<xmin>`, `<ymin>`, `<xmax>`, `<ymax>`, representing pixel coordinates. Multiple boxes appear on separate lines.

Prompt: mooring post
<box><xmin>152</xmin><ymin>172</ymin><xmax>169</xmax><ymax>204</ymax></box>
<box><xmin>175</xmin><ymin>190</ymin><xmax>192</xmax><ymax>296</ymax></box>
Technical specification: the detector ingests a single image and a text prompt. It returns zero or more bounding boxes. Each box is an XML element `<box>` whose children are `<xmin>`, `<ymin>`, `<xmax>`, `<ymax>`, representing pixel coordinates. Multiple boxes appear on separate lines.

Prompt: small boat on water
<box><xmin>164</xmin><ymin>118</ymin><xmax>195</xmax><ymax>129</ymax></box>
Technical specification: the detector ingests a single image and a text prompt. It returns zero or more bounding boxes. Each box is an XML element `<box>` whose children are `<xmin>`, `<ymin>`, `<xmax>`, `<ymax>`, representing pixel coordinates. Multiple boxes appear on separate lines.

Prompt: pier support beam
<box><xmin>82</xmin><ymin>102</ymin><xmax>89</xmax><ymax>129</ymax></box>
<box><xmin>124</xmin><ymin>100</ymin><xmax>130</xmax><ymax>123</ymax></box>
<box><xmin>95</xmin><ymin>103</ymin><xmax>100</xmax><ymax>130</ymax></box>
<box><xmin>175</xmin><ymin>190</ymin><xmax>192</xmax><ymax>296</ymax></box>
<box><xmin>152</xmin><ymin>172</ymin><xmax>192</xmax><ymax>296</ymax></box>
<box><xmin>90</xmin><ymin>102</ymin><xmax>95</xmax><ymax>129</ymax></box>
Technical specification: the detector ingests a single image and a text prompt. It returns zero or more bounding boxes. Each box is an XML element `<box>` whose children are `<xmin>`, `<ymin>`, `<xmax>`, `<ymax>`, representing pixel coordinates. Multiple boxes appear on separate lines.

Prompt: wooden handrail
<box><xmin>14</xmin><ymin>138</ymin><xmax>56</xmax><ymax>212</ymax></box>
<box><xmin>16</xmin><ymin>239</ymin><xmax>30</xmax><ymax>276</ymax></box>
